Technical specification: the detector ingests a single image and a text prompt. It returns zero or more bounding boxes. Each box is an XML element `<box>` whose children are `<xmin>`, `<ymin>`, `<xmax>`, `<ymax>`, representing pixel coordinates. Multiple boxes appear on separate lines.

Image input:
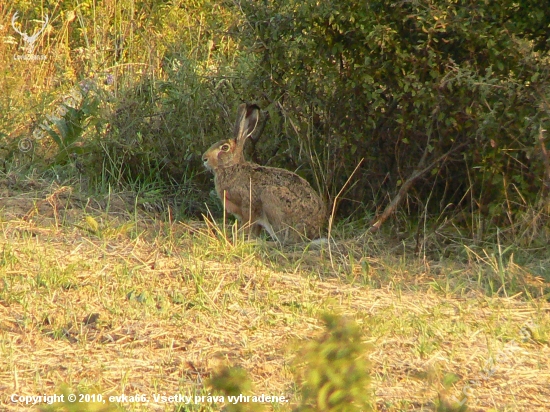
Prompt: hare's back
<box><xmin>252</xmin><ymin>165</ymin><xmax>317</xmax><ymax>194</ymax></box>
<box><xmin>252</xmin><ymin>166</ymin><xmax>324</xmax><ymax>215</ymax></box>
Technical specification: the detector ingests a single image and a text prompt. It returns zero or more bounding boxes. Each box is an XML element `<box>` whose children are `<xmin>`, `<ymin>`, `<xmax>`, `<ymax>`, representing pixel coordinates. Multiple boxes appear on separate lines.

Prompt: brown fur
<box><xmin>202</xmin><ymin>104</ymin><xmax>326</xmax><ymax>243</ymax></box>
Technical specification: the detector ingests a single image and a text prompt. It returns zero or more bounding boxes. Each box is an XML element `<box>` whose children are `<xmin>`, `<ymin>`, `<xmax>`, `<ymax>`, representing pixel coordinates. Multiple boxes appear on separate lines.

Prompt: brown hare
<box><xmin>202</xmin><ymin>103</ymin><xmax>326</xmax><ymax>243</ymax></box>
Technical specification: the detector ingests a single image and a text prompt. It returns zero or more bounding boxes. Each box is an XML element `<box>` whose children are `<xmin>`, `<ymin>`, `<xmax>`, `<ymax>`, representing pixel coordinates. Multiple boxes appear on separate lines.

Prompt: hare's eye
<box><xmin>220</xmin><ymin>143</ymin><xmax>231</xmax><ymax>152</ymax></box>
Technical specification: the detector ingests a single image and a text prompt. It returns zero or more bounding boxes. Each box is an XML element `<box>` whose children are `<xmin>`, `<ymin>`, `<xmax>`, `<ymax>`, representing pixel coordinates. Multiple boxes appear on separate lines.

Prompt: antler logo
<box><xmin>11</xmin><ymin>12</ymin><xmax>49</xmax><ymax>55</ymax></box>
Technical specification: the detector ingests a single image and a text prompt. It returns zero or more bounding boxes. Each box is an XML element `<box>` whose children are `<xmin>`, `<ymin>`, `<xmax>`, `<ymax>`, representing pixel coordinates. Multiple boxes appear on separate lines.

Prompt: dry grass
<box><xmin>0</xmin><ymin>180</ymin><xmax>549</xmax><ymax>411</ymax></box>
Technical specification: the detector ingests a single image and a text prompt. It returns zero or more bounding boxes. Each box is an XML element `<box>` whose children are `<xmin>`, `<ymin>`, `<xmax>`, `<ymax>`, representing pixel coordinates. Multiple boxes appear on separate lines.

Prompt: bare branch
<box><xmin>368</xmin><ymin>141</ymin><xmax>468</xmax><ymax>233</ymax></box>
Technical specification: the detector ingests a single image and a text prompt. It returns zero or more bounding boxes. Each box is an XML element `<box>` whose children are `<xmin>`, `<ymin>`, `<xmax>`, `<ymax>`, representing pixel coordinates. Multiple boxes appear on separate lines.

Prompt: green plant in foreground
<box><xmin>293</xmin><ymin>313</ymin><xmax>372</xmax><ymax>412</ymax></box>
<box><xmin>209</xmin><ymin>366</ymin><xmax>264</xmax><ymax>412</ymax></box>
<box><xmin>208</xmin><ymin>313</ymin><xmax>372</xmax><ymax>412</ymax></box>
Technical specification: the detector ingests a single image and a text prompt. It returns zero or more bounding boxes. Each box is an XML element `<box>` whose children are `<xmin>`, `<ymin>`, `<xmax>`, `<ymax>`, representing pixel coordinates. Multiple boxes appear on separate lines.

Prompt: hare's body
<box><xmin>214</xmin><ymin>162</ymin><xmax>325</xmax><ymax>242</ymax></box>
<box><xmin>203</xmin><ymin>104</ymin><xmax>325</xmax><ymax>243</ymax></box>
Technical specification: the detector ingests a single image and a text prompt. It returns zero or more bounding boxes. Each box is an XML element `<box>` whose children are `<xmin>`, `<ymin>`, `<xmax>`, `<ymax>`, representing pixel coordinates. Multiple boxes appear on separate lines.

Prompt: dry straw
<box><xmin>0</xmin><ymin>181</ymin><xmax>548</xmax><ymax>411</ymax></box>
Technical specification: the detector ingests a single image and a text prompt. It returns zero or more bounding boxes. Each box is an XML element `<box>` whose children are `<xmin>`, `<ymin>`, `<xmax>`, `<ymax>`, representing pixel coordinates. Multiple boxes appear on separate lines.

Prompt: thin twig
<box><xmin>539</xmin><ymin>126</ymin><xmax>550</xmax><ymax>197</ymax></box>
<box><xmin>328</xmin><ymin>158</ymin><xmax>365</xmax><ymax>270</ymax></box>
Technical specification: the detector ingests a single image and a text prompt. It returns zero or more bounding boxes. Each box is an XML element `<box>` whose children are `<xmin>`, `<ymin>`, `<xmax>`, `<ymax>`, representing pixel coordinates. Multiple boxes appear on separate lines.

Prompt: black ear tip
<box><xmin>246</xmin><ymin>104</ymin><xmax>260</xmax><ymax>117</ymax></box>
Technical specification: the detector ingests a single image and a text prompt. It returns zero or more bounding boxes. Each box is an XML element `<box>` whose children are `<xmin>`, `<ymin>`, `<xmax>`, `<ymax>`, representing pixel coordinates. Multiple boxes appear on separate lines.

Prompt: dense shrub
<box><xmin>3</xmin><ymin>0</ymin><xmax>550</xmax><ymax>235</ymax></box>
<box><xmin>235</xmin><ymin>0</ymin><xmax>550</xmax><ymax>224</ymax></box>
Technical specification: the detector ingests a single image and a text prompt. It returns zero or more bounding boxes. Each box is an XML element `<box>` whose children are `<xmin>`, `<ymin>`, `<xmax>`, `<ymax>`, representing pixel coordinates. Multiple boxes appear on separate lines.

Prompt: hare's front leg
<box><xmin>253</xmin><ymin>213</ymin><xmax>279</xmax><ymax>242</ymax></box>
<box><xmin>236</xmin><ymin>193</ymin><xmax>265</xmax><ymax>240</ymax></box>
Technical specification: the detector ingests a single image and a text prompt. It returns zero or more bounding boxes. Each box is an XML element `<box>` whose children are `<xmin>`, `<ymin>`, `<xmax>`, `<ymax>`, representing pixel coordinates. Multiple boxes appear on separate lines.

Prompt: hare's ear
<box><xmin>234</xmin><ymin>104</ymin><xmax>260</xmax><ymax>143</ymax></box>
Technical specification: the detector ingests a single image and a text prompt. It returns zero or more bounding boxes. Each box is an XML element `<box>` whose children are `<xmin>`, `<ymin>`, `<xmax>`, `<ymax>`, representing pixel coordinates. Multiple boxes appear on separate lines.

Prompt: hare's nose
<box><xmin>202</xmin><ymin>155</ymin><xmax>207</xmax><ymax>162</ymax></box>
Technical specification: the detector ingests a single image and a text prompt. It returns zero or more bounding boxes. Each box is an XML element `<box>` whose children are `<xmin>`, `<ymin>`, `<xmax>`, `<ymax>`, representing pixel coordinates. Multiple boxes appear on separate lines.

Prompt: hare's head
<box><xmin>203</xmin><ymin>104</ymin><xmax>260</xmax><ymax>171</ymax></box>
